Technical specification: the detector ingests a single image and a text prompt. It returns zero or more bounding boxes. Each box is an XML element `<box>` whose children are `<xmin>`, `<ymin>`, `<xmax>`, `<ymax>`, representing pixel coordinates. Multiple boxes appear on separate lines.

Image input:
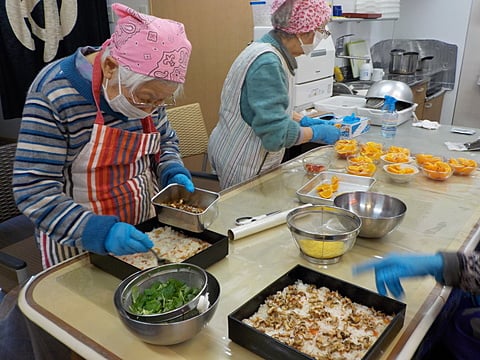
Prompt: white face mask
<box><xmin>298</xmin><ymin>32</ymin><xmax>322</xmax><ymax>56</ymax></box>
<box><xmin>102</xmin><ymin>72</ymin><xmax>154</xmax><ymax>119</ymax></box>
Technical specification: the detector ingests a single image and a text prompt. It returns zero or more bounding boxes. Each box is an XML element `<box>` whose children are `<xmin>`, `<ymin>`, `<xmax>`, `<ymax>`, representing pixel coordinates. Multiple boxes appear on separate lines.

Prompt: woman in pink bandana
<box><xmin>208</xmin><ymin>0</ymin><xmax>340</xmax><ymax>189</ymax></box>
<box><xmin>12</xmin><ymin>4</ymin><xmax>195</xmax><ymax>268</ymax></box>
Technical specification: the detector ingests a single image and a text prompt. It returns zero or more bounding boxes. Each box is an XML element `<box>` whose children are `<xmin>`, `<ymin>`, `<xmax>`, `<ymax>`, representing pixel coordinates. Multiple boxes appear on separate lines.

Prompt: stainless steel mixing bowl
<box><xmin>333</xmin><ymin>191</ymin><xmax>407</xmax><ymax>238</ymax></box>
<box><xmin>114</xmin><ymin>271</ymin><xmax>220</xmax><ymax>345</ymax></box>
<box><xmin>365</xmin><ymin>80</ymin><xmax>414</xmax><ymax>108</ymax></box>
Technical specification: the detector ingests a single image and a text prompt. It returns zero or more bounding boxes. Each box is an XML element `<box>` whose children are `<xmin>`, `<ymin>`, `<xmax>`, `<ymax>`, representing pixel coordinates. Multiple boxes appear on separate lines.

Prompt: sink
<box><xmin>333</xmin><ymin>80</ymin><xmax>374</xmax><ymax>96</ymax></box>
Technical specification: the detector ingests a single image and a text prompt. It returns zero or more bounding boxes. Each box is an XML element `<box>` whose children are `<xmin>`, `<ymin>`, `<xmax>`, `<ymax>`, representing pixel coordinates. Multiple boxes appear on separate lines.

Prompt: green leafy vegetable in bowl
<box><xmin>129</xmin><ymin>278</ymin><xmax>200</xmax><ymax>315</ymax></box>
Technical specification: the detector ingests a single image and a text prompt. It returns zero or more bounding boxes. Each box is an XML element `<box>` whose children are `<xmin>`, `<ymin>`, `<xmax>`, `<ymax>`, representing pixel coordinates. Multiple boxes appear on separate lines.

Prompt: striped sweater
<box><xmin>12</xmin><ymin>47</ymin><xmax>190</xmax><ymax>258</ymax></box>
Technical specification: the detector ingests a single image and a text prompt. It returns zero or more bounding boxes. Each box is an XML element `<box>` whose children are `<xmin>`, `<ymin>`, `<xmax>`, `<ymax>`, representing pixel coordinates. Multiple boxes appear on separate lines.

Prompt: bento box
<box><xmin>228</xmin><ymin>265</ymin><xmax>406</xmax><ymax>360</ymax></box>
<box><xmin>89</xmin><ymin>217</ymin><xmax>228</xmax><ymax>280</ymax></box>
<box><xmin>151</xmin><ymin>184</ymin><xmax>220</xmax><ymax>233</ymax></box>
<box><xmin>296</xmin><ymin>171</ymin><xmax>376</xmax><ymax>205</ymax></box>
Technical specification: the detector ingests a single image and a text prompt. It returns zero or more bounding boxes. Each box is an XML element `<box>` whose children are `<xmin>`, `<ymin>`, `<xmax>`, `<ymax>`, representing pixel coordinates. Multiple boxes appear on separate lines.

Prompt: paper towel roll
<box><xmin>227</xmin><ymin>203</ymin><xmax>312</xmax><ymax>241</ymax></box>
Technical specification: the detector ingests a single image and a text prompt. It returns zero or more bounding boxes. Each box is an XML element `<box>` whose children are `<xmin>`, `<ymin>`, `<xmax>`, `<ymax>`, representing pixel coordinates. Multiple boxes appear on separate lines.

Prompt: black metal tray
<box><xmin>89</xmin><ymin>217</ymin><xmax>228</xmax><ymax>280</ymax></box>
<box><xmin>228</xmin><ymin>264</ymin><xmax>406</xmax><ymax>360</ymax></box>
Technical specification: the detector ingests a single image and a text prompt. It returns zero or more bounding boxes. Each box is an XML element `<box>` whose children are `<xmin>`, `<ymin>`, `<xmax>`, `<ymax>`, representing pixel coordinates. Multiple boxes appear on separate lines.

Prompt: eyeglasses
<box><xmin>129</xmin><ymin>90</ymin><xmax>176</xmax><ymax>109</ymax></box>
<box><xmin>316</xmin><ymin>28</ymin><xmax>331</xmax><ymax>40</ymax></box>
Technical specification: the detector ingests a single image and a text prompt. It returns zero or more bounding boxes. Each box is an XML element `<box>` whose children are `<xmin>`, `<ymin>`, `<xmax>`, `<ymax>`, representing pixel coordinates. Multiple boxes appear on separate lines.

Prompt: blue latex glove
<box><xmin>104</xmin><ymin>222</ymin><xmax>153</xmax><ymax>255</ymax></box>
<box><xmin>310</xmin><ymin>124</ymin><xmax>341</xmax><ymax>144</ymax></box>
<box><xmin>300</xmin><ymin>116</ymin><xmax>337</xmax><ymax>127</ymax></box>
<box><xmin>354</xmin><ymin>253</ymin><xmax>444</xmax><ymax>299</ymax></box>
<box><xmin>168</xmin><ymin>174</ymin><xmax>195</xmax><ymax>192</ymax></box>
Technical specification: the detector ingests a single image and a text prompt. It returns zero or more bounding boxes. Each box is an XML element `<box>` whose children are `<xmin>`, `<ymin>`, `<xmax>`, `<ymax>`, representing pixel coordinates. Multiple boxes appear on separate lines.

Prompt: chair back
<box><xmin>166</xmin><ymin>103</ymin><xmax>210</xmax><ymax>171</ymax></box>
<box><xmin>0</xmin><ymin>143</ymin><xmax>20</xmax><ymax>223</ymax></box>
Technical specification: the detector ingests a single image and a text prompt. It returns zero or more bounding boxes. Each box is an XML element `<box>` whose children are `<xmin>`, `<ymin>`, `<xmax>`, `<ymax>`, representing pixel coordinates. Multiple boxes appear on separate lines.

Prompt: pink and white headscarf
<box><xmin>271</xmin><ymin>0</ymin><xmax>330</xmax><ymax>34</ymax></box>
<box><xmin>104</xmin><ymin>3</ymin><xmax>192</xmax><ymax>83</ymax></box>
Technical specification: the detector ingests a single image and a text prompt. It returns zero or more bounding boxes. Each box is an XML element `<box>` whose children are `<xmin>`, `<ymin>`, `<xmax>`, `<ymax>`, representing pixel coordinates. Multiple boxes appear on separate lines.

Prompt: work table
<box><xmin>19</xmin><ymin>123</ymin><xmax>480</xmax><ymax>359</ymax></box>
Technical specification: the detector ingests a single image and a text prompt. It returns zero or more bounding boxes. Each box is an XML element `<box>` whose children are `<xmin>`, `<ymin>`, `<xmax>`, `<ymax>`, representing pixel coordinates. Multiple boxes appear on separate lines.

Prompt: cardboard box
<box><xmin>340</xmin><ymin>115</ymin><xmax>370</xmax><ymax>139</ymax></box>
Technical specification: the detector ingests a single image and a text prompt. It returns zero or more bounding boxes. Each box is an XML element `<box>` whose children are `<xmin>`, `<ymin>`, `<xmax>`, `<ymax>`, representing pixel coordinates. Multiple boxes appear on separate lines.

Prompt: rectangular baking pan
<box><xmin>152</xmin><ymin>184</ymin><xmax>219</xmax><ymax>233</ymax></box>
<box><xmin>296</xmin><ymin>171</ymin><xmax>375</xmax><ymax>205</ymax></box>
<box><xmin>89</xmin><ymin>217</ymin><xmax>228</xmax><ymax>280</ymax></box>
<box><xmin>228</xmin><ymin>264</ymin><xmax>406</xmax><ymax>360</ymax></box>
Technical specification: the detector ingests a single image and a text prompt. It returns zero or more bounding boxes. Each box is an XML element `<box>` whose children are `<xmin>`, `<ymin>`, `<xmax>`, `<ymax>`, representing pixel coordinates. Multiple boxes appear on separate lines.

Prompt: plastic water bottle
<box><xmin>381</xmin><ymin>95</ymin><xmax>398</xmax><ymax>139</ymax></box>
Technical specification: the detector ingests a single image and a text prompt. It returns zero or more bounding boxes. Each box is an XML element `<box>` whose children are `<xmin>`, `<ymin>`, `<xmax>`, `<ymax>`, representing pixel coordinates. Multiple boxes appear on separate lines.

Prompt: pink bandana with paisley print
<box><xmin>103</xmin><ymin>3</ymin><xmax>192</xmax><ymax>83</ymax></box>
<box><xmin>271</xmin><ymin>0</ymin><xmax>330</xmax><ymax>34</ymax></box>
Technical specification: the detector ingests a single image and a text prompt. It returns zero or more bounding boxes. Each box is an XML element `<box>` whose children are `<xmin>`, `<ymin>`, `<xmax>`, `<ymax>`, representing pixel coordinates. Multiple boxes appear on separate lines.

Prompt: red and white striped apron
<box><xmin>39</xmin><ymin>52</ymin><xmax>161</xmax><ymax>268</ymax></box>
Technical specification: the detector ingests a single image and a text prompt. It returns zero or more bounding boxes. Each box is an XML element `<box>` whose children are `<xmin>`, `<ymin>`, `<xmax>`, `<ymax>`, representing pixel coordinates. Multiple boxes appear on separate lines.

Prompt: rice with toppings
<box><xmin>243</xmin><ymin>280</ymin><xmax>393</xmax><ymax>360</ymax></box>
<box><xmin>116</xmin><ymin>226</ymin><xmax>211</xmax><ymax>269</ymax></box>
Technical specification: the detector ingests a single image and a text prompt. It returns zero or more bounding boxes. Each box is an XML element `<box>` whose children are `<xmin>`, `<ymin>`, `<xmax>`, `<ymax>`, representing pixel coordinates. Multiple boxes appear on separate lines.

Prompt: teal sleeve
<box><xmin>240</xmin><ymin>52</ymin><xmax>300</xmax><ymax>152</ymax></box>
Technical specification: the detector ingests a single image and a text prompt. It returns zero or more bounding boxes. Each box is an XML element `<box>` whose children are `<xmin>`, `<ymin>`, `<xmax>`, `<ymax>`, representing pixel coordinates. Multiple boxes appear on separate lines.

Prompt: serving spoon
<box><xmin>149</xmin><ymin>248</ymin><xmax>169</xmax><ymax>266</ymax></box>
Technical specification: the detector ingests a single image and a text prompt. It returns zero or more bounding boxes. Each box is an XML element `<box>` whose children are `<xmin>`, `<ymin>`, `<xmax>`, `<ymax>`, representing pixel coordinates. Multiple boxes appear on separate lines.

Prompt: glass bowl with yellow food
<box><xmin>448</xmin><ymin>157</ymin><xmax>478</xmax><ymax>176</ymax></box>
<box><xmin>380</xmin><ymin>152</ymin><xmax>414</xmax><ymax>165</ymax></box>
<box><xmin>334</xmin><ymin>139</ymin><xmax>359</xmax><ymax>159</ymax></box>
<box><xmin>383</xmin><ymin>163</ymin><xmax>419</xmax><ymax>183</ymax></box>
<box><xmin>359</xmin><ymin>141</ymin><xmax>384</xmax><ymax>163</ymax></box>
<box><xmin>421</xmin><ymin>161</ymin><xmax>453</xmax><ymax>181</ymax></box>
<box><xmin>286</xmin><ymin>205</ymin><xmax>361</xmax><ymax>265</ymax></box>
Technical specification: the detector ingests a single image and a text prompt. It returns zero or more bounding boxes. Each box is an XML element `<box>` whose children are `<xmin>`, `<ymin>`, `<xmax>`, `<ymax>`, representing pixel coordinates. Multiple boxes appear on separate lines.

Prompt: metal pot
<box><xmin>389</xmin><ymin>49</ymin><xmax>419</xmax><ymax>75</ymax></box>
<box><xmin>417</xmin><ymin>55</ymin><xmax>434</xmax><ymax>72</ymax></box>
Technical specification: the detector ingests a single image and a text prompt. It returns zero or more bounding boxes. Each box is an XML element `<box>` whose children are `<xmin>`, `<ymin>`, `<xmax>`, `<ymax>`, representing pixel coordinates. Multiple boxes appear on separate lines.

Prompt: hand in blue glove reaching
<box><xmin>168</xmin><ymin>174</ymin><xmax>195</xmax><ymax>192</ymax></box>
<box><xmin>310</xmin><ymin>124</ymin><xmax>341</xmax><ymax>144</ymax></box>
<box><xmin>354</xmin><ymin>253</ymin><xmax>444</xmax><ymax>299</ymax></box>
<box><xmin>105</xmin><ymin>222</ymin><xmax>153</xmax><ymax>255</ymax></box>
<box><xmin>300</xmin><ymin>116</ymin><xmax>337</xmax><ymax>127</ymax></box>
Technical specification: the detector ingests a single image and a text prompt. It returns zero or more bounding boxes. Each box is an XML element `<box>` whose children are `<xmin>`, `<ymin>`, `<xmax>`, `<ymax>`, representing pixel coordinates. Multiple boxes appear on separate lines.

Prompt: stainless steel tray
<box><xmin>296</xmin><ymin>171</ymin><xmax>376</xmax><ymax>205</ymax></box>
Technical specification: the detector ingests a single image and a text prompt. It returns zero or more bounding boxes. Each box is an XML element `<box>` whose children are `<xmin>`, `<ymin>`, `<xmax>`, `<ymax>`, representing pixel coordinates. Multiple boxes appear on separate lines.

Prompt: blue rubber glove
<box><xmin>168</xmin><ymin>174</ymin><xmax>195</xmax><ymax>192</ymax></box>
<box><xmin>104</xmin><ymin>222</ymin><xmax>153</xmax><ymax>255</ymax></box>
<box><xmin>354</xmin><ymin>253</ymin><xmax>444</xmax><ymax>299</ymax></box>
<box><xmin>300</xmin><ymin>116</ymin><xmax>337</xmax><ymax>127</ymax></box>
<box><xmin>310</xmin><ymin>124</ymin><xmax>341</xmax><ymax>144</ymax></box>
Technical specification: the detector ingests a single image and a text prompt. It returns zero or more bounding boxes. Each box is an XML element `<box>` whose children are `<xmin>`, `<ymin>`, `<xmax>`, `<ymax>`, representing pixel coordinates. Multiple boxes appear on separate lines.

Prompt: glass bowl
<box><xmin>286</xmin><ymin>205</ymin><xmax>361</xmax><ymax>264</ymax></box>
<box><xmin>421</xmin><ymin>161</ymin><xmax>453</xmax><ymax>181</ymax></box>
<box><xmin>448</xmin><ymin>157</ymin><xmax>478</xmax><ymax>176</ymax></box>
<box><xmin>302</xmin><ymin>154</ymin><xmax>332</xmax><ymax>175</ymax></box>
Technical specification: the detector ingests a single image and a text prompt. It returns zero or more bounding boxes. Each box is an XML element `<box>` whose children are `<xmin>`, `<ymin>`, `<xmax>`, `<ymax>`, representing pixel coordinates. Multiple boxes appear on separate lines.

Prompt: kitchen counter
<box><xmin>18</xmin><ymin>123</ymin><xmax>480</xmax><ymax>360</ymax></box>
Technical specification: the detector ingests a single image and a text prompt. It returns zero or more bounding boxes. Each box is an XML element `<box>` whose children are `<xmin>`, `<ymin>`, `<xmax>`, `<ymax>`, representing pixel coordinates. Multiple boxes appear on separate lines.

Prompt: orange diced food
<box><xmin>387</xmin><ymin>146</ymin><xmax>410</xmax><ymax>156</ymax></box>
<box><xmin>448</xmin><ymin>157</ymin><xmax>477</xmax><ymax>175</ymax></box>
<box><xmin>386</xmin><ymin>164</ymin><xmax>415</xmax><ymax>174</ymax></box>
<box><xmin>383</xmin><ymin>152</ymin><xmax>410</xmax><ymax>163</ymax></box>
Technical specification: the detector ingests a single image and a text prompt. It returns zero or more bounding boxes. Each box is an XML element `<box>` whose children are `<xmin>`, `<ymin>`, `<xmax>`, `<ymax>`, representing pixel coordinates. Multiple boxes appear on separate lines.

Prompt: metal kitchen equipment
<box><xmin>389</xmin><ymin>49</ymin><xmax>419</xmax><ymax>75</ymax></box>
<box><xmin>235</xmin><ymin>210</ymin><xmax>281</xmax><ymax>226</ymax></box>
<box><xmin>253</xmin><ymin>25</ymin><xmax>335</xmax><ymax>111</ymax></box>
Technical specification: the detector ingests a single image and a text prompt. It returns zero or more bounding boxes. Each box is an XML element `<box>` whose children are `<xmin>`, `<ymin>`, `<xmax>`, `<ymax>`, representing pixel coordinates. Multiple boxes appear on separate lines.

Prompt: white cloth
<box><xmin>412</xmin><ymin>120</ymin><xmax>441</xmax><ymax>130</ymax></box>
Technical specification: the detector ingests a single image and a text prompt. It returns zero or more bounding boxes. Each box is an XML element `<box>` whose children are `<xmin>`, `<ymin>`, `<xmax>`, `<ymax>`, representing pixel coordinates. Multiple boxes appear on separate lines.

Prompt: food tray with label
<box><xmin>89</xmin><ymin>217</ymin><xmax>228</xmax><ymax>280</ymax></box>
<box><xmin>296</xmin><ymin>171</ymin><xmax>376</xmax><ymax>205</ymax></box>
<box><xmin>228</xmin><ymin>264</ymin><xmax>406</xmax><ymax>360</ymax></box>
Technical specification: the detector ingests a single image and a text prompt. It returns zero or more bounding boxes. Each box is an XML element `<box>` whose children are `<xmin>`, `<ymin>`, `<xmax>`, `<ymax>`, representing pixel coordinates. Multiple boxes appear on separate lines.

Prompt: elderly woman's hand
<box><xmin>168</xmin><ymin>173</ymin><xmax>195</xmax><ymax>192</ymax></box>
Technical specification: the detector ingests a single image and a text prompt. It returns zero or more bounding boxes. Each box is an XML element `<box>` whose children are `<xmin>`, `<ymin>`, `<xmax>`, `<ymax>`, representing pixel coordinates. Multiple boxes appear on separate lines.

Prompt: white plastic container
<box><xmin>314</xmin><ymin>95</ymin><xmax>417</xmax><ymax>126</ymax></box>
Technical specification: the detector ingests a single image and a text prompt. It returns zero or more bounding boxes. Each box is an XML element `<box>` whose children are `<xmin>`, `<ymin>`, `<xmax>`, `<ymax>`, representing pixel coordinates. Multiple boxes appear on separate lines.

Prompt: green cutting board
<box><xmin>346</xmin><ymin>40</ymin><xmax>370</xmax><ymax>78</ymax></box>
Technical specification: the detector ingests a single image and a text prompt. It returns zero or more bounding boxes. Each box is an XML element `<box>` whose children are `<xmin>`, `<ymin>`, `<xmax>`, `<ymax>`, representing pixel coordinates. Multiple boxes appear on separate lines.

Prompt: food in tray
<box><xmin>346</xmin><ymin>162</ymin><xmax>376</xmax><ymax>177</ymax></box>
<box><xmin>334</xmin><ymin>139</ymin><xmax>358</xmax><ymax>158</ymax></box>
<box><xmin>243</xmin><ymin>280</ymin><xmax>393</xmax><ymax>360</ymax></box>
<box><xmin>360</xmin><ymin>141</ymin><xmax>383</xmax><ymax>162</ymax></box>
<box><xmin>161</xmin><ymin>199</ymin><xmax>205</xmax><ymax>213</ymax></box>
<box><xmin>448</xmin><ymin>157</ymin><xmax>478</xmax><ymax>176</ymax></box>
<box><xmin>116</xmin><ymin>226</ymin><xmax>211</xmax><ymax>269</ymax></box>
<box><xmin>315</xmin><ymin>175</ymin><xmax>339</xmax><ymax>199</ymax></box>
<box><xmin>421</xmin><ymin>161</ymin><xmax>453</xmax><ymax>181</ymax></box>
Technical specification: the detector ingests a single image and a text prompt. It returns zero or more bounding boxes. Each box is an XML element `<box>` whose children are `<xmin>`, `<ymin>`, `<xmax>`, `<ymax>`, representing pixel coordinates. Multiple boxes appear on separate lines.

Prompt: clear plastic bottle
<box><xmin>381</xmin><ymin>95</ymin><xmax>398</xmax><ymax>139</ymax></box>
